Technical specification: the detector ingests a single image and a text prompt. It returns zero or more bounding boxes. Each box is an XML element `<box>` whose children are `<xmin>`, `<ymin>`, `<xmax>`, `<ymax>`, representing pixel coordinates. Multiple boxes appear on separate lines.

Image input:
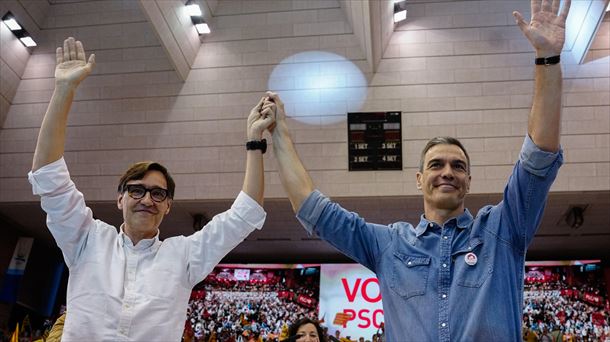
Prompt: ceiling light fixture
<box><xmin>2</xmin><ymin>12</ymin><xmax>36</xmax><ymax>47</ymax></box>
<box><xmin>394</xmin><ymin>0</ymin><xmax>407</xmax><ymax>23</ymax></box>
<box><xmin>2</xmin><ymin>17</ymin><xmax>21</xmax><ymax>31</ymax></box>
<box><xmin>19</xmin><ymin>36</ymin><xmax>37</xmax><ymax>47</ymax></box>
<box><xmin>185</xmin><ymin>1</ymin><xmax>210</xmax><ymax>35</ymax></box>
<box><xmin>185</xmin><ymin>3</ymin><xmax>202</xmax><ymax>17</ymax></box>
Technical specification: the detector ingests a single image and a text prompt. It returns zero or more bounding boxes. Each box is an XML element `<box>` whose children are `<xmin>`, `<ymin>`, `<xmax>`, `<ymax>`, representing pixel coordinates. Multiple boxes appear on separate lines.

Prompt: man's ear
<box><xmin>466</xmin><ymin>174</ymin><xmax>472</xmax><ymax>193</ymax></box>
<box><xmin>165</xmin><ymin>199</ymin><xmax>172</xmax><ymax>215</ymax></box>
<box><xmin>416</xmin><ymin>172</ymin><xmax>423</xmax><ymax>190</ymax></box>
<box><xmin>117</xmin><ymin>193</ymin><xmax>124</xmax><ymax>210</ymax></box>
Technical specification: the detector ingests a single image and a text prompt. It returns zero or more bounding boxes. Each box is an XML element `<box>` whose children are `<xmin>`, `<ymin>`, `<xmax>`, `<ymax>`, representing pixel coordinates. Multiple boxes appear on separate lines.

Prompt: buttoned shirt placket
<box><xmin>438</xmin><ymin>221</ymin><xmax>455</xmax><ymax>342</ymax></box>
<box><xmin>118</xmin><ymin>243</ymin><xmax>138</xmax><ymax>339</ymax></box>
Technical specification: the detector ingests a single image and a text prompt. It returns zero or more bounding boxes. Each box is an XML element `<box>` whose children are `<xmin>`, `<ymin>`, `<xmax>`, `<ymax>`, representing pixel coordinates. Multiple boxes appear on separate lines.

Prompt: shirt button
<box><xmin>428</xmin><ymin>223</ymin><xmax>433</xmax><ymax>228</ymax></box>
<box><xmin>407</xmin><ymin>261</ymin><xmax>412</xmax><ymax>265</ymax></box>
<box><xmin>443</xmin><ymin>236</ymin><xmax>448</xmax><ymax>240</ymax></box>
<box><xmin>442</xmin><ymin>294</ymin><xmax>447</xmax><ymax>299</ymax></box>
<box><xmin>442</xmin><ymin>263</ymin><xmax>447</xmax><ymax>268</ymax></box>
<box><xmin>441</xmin><ymin>323</ymin><xmax>447</xmax><ymax>328</ymax></box>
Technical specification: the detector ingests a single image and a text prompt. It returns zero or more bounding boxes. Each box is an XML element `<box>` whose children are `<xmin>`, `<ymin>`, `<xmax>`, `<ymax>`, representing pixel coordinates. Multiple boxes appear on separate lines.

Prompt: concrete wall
<box><xmin>0</xmin><ymin>0</ymin><xmax>44</xmax><ymax>127</ymax></box>
<box><xmin>0</xmin><ymin>0</ymin><xmax>608</xmax><ymax>203</ymax></box>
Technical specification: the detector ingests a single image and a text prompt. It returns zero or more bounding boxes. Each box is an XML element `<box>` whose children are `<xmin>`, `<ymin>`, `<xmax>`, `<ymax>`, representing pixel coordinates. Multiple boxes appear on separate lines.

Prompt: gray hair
<box><xmin>419</xmin><ymin>136</ymin><xmax>470</xmax><ymax>173</ymax></box>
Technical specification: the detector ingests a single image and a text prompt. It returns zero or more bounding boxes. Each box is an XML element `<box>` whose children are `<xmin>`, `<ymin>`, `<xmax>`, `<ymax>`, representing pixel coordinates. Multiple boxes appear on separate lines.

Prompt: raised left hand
<box><xmin>513</xmin><ymin>0</ymin><xmax>571</xmax><ymax>57</ymax></box>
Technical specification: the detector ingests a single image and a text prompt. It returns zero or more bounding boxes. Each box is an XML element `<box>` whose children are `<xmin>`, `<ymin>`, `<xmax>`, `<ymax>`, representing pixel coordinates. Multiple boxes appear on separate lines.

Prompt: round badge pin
<box><xmin>464</xmin><ymin>252</ymin><xmax>477</xmax><ymax>266</ymax></box>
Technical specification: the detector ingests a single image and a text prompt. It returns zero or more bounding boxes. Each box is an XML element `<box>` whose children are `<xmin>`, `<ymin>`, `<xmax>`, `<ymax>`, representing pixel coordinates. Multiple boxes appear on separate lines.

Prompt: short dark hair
<box><xmin>287</xmin><ymin>318</ymin><xmax>326</xmax><ymax>342</ymax></box>
<box><xmin>117</xmin><ymin>161</ymin><xmax>175</xmax><ymax>199</ymax></box>
<box><xmin>419</xmin><ymin>136</ymin><xmax>470</xmax><ymax>173</ymax></box>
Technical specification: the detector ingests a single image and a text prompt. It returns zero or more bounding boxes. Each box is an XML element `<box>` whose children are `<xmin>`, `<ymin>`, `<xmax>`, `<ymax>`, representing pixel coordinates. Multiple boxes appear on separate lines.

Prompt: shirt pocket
<box><xmin>390</xmin><ymin>253</ymin><xmax>431</xmax><ymax>299</ymax></box>
<box><xmin>454</xmin><ymin>244</ymin><xmax>493</xmax><ymax>288</ymax></box>
<box><xmin>141</xmin><ymin>268</ymin><xmax>183</xmax><ymax>300</ymax></box>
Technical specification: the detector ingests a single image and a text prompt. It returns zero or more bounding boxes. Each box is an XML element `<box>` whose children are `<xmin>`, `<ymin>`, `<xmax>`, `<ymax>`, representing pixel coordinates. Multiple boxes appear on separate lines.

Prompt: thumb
<box><xmin>512</xmin><ymin>11</ymin><xmax>528</xmax><ymax>33</ymax></box>
<box><xmin>85</xmin><ymin>54</ymin><xmax>96</xmax><ymax>73</ymax></box>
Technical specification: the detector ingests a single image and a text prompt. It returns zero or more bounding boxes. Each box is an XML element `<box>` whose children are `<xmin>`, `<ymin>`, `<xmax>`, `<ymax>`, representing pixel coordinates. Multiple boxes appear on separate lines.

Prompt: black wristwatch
<box><xmin>534</xmin><ymin>55</ymin><xmax>560</xmax><ymax>65</ymax></box>
<box><xmin>246</xmin><ymin>139</ymin><xmax>267</xmax><ymax>154</ymax></box>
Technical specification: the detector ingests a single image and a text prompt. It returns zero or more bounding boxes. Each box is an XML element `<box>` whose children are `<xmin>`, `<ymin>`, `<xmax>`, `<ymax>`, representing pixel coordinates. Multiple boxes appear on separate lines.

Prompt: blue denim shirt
<box><xmin>297</xmin><ymin>136</ymin><xmax>562</xmax><ymax>342</ymax></box>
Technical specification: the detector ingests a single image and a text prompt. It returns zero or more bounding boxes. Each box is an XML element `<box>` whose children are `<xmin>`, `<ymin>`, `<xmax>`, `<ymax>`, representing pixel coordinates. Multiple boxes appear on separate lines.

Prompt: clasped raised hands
<box><xmin>247</xmin><ymin>96</ymin><xmax>276</xmax><ymax>141</ymax></box>
<box><xmin>55</xmin><ymin>37</ymin><xmax>95</xmax><ymax>88</ymax></box>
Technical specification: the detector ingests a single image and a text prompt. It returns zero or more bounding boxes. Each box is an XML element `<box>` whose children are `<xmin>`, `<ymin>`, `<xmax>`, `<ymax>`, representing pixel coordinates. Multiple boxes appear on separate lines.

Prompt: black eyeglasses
<box><xmin>125</xmin><ymin>184</ymin><xmax>169</xmax><ymax>202</ymax></box>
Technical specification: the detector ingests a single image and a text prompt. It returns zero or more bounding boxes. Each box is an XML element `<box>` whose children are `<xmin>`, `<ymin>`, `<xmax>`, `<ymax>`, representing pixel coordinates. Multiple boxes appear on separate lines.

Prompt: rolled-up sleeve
<box><xmin>28</xmin><ymin>158</ymin><xmax>72</xmax><ymax>195</ymax></box>
<box><xmin>519</xmin><ymin>135</ymin><xmax>563</xmax><ymax>177</ymax></box>
<box><xmin>28</xmin><ymin>158</ymin><xmax>94</xmax><ymax>267</ymax></box>
<box><xmin>186</xmin><ymin>191</ymin><xmax>266</xmax><ymax>285</ymax></box>
<box><xmin>231</xmin><ymin>191</ymin><xmax>266</xmax><ymax>229</ymax></box>
<box><xmin>296</xmin><ymin>190</ymin><xmax>330</xmax><ymax>235</ymax></box>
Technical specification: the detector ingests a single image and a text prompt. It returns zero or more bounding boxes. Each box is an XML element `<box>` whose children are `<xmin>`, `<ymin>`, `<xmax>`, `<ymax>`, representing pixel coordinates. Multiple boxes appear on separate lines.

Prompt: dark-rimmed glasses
<box><xmin>125</xmin><ymin>184</ymin><xmax>169</xmax><ymax>202</ymax></box>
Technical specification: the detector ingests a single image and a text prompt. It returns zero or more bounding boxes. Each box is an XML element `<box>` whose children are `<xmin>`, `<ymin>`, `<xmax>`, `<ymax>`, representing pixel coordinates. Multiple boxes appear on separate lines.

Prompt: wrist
<box><xmin>272</xmin><ymin>121</ymin><xmax>289</xmax><ymax>137</ymax></box>
<box><xmin>54</xmin><ymin>81</ymin><xmax>78</xmax><ymax>93</ymax></box>
<box><xmin>247</xmin><ymin>131</ymin><xmax>263</xmax><ymax>141</ymax></box>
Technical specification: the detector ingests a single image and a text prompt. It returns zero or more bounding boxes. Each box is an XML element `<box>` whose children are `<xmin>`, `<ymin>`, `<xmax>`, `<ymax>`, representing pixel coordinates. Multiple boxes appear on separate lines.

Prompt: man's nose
<box><xmin>139</xmin><ymin>191</ymin><xmax>154</xmax><ymax>205</ymax></box>
<box><xmin>440</xmin><ymin>165</ymin><xmax>455</xmax><ymax>179</ymax></box>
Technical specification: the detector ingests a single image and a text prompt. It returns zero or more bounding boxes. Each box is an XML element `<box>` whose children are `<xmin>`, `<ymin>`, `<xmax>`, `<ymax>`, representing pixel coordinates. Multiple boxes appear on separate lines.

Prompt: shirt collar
<box><xmin>415</xmin><ymin>209</ymin><xmax>474</xmax><ymax>237</ymax></box>
<box><xmin>119</xmin><ymin>223</ymin><xmax>159</xmax><ymax>249</ymax></box>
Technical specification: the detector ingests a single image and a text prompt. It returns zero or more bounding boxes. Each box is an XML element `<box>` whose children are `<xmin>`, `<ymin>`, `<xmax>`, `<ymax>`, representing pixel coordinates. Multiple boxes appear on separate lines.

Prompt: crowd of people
<box><xmin>183</xmin><ymin>267</ymin><xmax>320</xmax><ymax>341</ymax></box>
<box><xmin>522</xmin><ymin>277</ymin><xmax>609</xmax><ymax>341</ymax></box>
<box><xmin>185</xmin><ymin>290</ymin><xmax>316</xmax><ymax>341</ymax></box>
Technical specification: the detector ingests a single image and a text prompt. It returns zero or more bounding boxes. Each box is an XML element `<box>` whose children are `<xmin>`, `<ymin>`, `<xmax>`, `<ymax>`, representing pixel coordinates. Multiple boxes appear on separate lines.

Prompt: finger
<box><xmin>531</xmin><ymin>0</ymin><xmax>541</xmax><ymax>15</ymax></box>
<box><xmin>258</xmin><ymin>114</ymin><xmax>275</xmax><ymax>128</ymax></box>
<box><xmin>56</xmin><ymin>47</ymin><xmax>63</xmax><ymax>65</ymax></box>
<box><xmin>63</xmin><ymin>38</ymin><xmax>70</xmax><ymax>61</ymax></box>
<box><xmin>559</xmin><ymin>0</ymin><xmax>571</xmax><ymax>20</ymax></box>
<box><xmin>260</xmin><ymin>107</ymin><xmax>273</xmax><ymax>117</ymax></box>
<box><xmin>68</xmin><ymin>37</ymin><xmax>77</xmax><ymax>60</ymax></box>
<box><xmin>76</xmin><ymin>40</ymin><xmax>86</xmax><ymax>61</ymax></box>
<box><xmin>84</xmin><ymin>54</ymin><xmax>96</xmax><ymax>73</ymax></box>
<box><xmin>253</xmin><ymin>96</ymin><xmax>265</xmax><ymax>112</ymax></box>
<box><xmin>513</xmin><ymin>11</ymin><xmax>529</xmax><ymax>33</ymax></box>
<box><xmin>541</xmin><ymin>0</ymin><xmax>552</xmax><ymax>13</ymax></box>
<box><xmin>551</xmin><ymin>0</ymin><xmax>560</xmax><ymax>14</ymax></box>
<box><xmin>261</xmin><ymin>102</ymin><xmax>274</xmax><ymax>111</ymax></box>
<box><xmin>258</xmin><ymin>96</ymin><xmax>266</xmax><ymax>108</ymax></box>
<box><xmin>266</xmin><ymin>91</ymin><xmax>284</xmax><ymax>107</ymax></box>
<box><xmin>87</xmin><ymin>53</ymin><xmax>96</xmax><ymax>67</ymax></box>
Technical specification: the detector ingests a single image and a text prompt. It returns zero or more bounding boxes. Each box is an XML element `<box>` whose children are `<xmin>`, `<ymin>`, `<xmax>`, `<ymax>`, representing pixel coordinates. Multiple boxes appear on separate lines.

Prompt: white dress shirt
<box><xmin>28</xmin><ymin>158</ymin><xmax>266</xmax><ymax>341</ymax></box>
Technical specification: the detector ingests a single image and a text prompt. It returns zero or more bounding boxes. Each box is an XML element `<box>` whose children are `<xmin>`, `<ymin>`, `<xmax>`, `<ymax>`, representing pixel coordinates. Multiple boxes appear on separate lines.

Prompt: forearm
<box><xmin>272</xmin><ymin>122</ymin><xmax>314</xmax><ymax>212</ymax></box>
<box><xmin>527</xmin><ymin>61</ymin><xmax>563</xmax><ymax>153</ymax></box>
<box><xmin>242</xmin><ymin>150</ymin><xmax>265</xmax><ymax>205</ymax></box>
<box><xmin>32</xmin><ymin>85</ymin><xmax>76</xmax><ymax>171</ymax></box>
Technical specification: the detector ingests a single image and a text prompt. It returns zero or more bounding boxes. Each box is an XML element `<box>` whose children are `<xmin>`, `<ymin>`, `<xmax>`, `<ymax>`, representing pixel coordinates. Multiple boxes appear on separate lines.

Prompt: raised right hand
<box><xmin>55</xmin><ymin>37</ymin><xmax>95</xmax><ymax>88</ymax></box>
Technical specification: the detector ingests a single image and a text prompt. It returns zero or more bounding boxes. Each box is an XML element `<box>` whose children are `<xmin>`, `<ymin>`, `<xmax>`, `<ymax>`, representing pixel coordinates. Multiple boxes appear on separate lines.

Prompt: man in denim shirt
<box><xmin>266</xmin><ymin>0</ymin><xmax>571</xmax><ymax>340</ymax></box>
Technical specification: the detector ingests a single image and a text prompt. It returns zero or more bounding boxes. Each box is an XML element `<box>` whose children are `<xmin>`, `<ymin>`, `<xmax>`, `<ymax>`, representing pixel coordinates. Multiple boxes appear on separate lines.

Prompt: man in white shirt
<box><xmin>28</xmin><ymin>37</ymin><xmax>275</xmax><ymax>341</ymax></box>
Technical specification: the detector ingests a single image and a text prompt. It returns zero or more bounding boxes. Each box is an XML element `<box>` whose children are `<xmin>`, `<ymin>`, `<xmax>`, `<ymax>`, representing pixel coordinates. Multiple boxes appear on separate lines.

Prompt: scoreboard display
<box><xmin>348</xmin><ymin>111</ymin><xmax>402</xmax><ymax>171</ymax></box>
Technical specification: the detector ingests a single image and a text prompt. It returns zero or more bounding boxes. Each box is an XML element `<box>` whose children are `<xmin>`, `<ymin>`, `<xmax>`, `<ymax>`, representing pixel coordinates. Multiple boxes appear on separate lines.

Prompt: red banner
<box><xmin>583</xmin><ymin>292</ymin><xmax>604</xmax><ymax>306</ymax></box>
<box><xmin>297</xmin><ymin>294</ymin><xmax>315</xmax><ymax>308</ymax></box>
<box><xmin>592</xmin><ymin>312</ymin><xmax>605</xmax><ymax>326</ymax></box>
